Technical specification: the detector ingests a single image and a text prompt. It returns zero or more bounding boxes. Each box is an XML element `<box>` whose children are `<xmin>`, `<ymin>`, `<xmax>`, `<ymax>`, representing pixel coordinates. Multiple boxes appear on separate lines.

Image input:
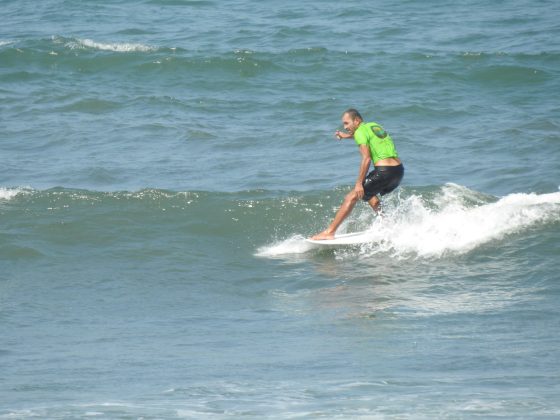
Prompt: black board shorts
<box><xmin>362</xmin><ymin>164</ymin><xmax>404</xmax><ymax>202</ymax></box>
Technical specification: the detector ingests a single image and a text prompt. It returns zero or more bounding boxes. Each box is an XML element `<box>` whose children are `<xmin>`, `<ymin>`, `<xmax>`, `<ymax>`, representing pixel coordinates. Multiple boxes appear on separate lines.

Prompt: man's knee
<box><xmin>345</xmin><ymin>191</ymin><xmax>359</xmax><ymax>204</ymax></box>
<box><xmin>368</xmin><ymin>196</ymin><xmax>380</xmax><ymax>210</ymax></box>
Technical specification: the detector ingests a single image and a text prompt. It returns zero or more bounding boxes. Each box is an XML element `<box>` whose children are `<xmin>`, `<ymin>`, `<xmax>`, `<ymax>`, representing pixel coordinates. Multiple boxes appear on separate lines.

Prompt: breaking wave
<box><xmin>2</xmin><ymin>184</ymin><xmax>559</xmax><ymax>260</ymax></box>
<box><xmin>62</xmin><ymin>37</ymin><xmax>157</xmax><ymax>52</ymax></box>
<box><xmin>257</xmin><ymin>183</ymin><xmax>560</xmax><ymax>259</ymax></box>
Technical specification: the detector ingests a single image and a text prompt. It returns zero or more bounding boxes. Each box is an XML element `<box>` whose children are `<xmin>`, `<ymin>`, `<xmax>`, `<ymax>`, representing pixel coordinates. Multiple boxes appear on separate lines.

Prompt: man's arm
<box><xmin>354</xmin><ymin>145</ymin><xmax>371</xmax><ymax>199</ymax></box>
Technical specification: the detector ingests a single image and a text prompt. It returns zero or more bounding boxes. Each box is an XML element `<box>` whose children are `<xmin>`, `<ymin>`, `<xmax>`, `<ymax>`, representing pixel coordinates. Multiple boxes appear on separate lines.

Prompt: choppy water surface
<box><xmin>1</xmin><ymin>0</ymin><xmax>559</xmax><ymax>418</ymax></box>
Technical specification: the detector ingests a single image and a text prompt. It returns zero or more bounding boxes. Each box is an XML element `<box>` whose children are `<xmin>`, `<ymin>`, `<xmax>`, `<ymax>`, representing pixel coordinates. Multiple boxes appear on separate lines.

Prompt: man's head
<box><xmin>342</xmin><ymin>108</ymin><xmax>363</xmax><ymax>134</ymax></box>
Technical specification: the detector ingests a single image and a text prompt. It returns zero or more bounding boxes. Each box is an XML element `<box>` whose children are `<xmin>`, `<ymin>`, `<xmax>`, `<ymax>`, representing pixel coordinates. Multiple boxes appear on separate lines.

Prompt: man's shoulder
<box><xmin>356</xmin><ymin>122</ymin><xmax>389</xmax><ymax>142</ymax></box>
<box><xmin>357</xmin><ymin>122</ymin><xmax>382</xmax><ymax>132</ymax></box>
<box><xmin>353</xmin><ymin>124</ymin><xmax>371</xmax><ymax>144</ymax></box>
<box><xmin>356</xmin><ymin>122</ymin><xmax>379</xmax><ymax>136</ymax></box>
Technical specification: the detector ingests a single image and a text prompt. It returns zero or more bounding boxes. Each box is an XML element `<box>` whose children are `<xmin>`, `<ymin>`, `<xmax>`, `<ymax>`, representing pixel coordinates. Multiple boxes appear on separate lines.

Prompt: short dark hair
<box><xmin>343</xmin><ymin>108</ymin><xmax>363</xmax><ymax>121</ymax></box>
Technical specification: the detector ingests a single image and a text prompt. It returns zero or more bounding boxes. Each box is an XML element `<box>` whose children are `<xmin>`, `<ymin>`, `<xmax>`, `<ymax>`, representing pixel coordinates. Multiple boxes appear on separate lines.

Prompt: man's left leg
<box><xmin>310</xmin><ymin>190</ymin><xmax>360</xmax><ymax>240</ymax></box>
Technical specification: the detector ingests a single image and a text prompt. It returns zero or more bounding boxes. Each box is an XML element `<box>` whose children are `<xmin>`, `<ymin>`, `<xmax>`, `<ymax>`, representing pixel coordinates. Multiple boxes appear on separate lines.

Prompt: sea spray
<box><xmin>257</xmin><ymin>184</ymin><xmax>560</xmax><ymax>259</ymax></box>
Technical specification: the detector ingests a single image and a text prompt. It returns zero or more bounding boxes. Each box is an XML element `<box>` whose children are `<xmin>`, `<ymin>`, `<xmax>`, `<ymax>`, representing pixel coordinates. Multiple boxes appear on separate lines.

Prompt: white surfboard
<box><xmin>305</xmin><ymin>231</ymin><xmax>373</xmax><ymax>246</ymax></box>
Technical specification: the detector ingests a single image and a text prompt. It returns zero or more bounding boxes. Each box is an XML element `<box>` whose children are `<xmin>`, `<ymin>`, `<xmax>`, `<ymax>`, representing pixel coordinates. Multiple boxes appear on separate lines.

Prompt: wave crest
<box><xmin>64</xmin><ymin>37</ymin><xmax>157</xmax><ymax>53</ymax></box>
<box><xmin>0</xmin><ymin>187</ymin><xmax>30</xmax><ymax>201</ymax></box>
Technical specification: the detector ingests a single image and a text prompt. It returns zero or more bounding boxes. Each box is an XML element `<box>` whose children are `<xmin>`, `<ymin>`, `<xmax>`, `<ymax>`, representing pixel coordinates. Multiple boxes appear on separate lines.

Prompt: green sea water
<box><xmin>1</xmin><ymin>0</ymin><xmax>560</xmax><ymax>418</ymax></box>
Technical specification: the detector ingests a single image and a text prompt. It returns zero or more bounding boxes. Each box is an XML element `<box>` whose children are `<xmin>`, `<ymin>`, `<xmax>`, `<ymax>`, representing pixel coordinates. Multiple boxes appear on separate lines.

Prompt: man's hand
<box><xmin>335</xmin><ymin>130</ymin><xmax>352</xmax><ymax>140</ymax></box>
<box><xmin>354</xmin><ymin>182</ymin><xmax>365</xmax><ymax>199</ymax></box>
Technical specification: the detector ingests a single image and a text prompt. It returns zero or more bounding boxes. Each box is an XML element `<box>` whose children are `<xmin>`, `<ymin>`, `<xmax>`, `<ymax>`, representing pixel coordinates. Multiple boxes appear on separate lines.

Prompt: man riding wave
<box><xmin>311</xmin><ymin>109</ymin><xmax>404</xmax><ymax>240</ymax></box>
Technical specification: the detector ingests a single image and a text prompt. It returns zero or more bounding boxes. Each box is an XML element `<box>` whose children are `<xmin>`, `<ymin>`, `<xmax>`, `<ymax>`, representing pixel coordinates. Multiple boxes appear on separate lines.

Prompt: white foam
<box><xmin>0</xmin><ymin>187</ymin><xmax>27</xmax><ymax>201</ymax></box>
<box><xmin>0</xmin><ymin>40</ymin><xmax>13</xmax><ymax>47</ymax></box>
<box><xmin>257</xmin><ymin>184</ymin><xmax>560</xmax><ymax>259</ymax></box>
<box><xmin>67</xmin><ymin>38</ymin><xmax>156</xmax><ymax>52</ymax></box>
<box><xmin>256</xmin><ymin>235</ymin><xmax>314</xmax><ymax>257</ymax></box>
<box><xmin>368</xmin><ymin>185</ymin><xmax>560</xmax><ymax>258</ymax></box>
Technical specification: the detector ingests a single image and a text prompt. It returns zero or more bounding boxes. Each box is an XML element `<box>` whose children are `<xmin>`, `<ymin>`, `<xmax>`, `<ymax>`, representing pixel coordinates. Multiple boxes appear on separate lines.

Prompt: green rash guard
<box><xmin>353</xmin><ymin>122</ymin><xmax>399</xmax><ymax>164</ymax></box>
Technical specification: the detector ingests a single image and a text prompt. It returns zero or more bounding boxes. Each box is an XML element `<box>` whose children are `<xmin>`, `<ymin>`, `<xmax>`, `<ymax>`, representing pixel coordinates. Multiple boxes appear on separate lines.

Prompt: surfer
<box><xmin>311</xmin><ymin>109</ymin><xmax>404</xmax><ymax>240</ymax></box>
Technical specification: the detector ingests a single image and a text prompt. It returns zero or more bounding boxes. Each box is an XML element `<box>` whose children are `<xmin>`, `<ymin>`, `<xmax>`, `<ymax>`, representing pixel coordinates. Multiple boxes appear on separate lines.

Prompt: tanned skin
<box><xmin>311</xmin><ymin>112</ymin><xmax>401</xmax><ymax>240</ymax></box>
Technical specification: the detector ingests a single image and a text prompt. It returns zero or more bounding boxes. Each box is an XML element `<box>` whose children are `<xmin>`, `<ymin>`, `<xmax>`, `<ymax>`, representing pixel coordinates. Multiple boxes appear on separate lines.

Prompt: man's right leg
<box><xmin>367</xmin><ymin>195</ymin><xmax>381</xmax><ymax>213</ymax></box>
<box><xmin>310</xmin><ymin>190</ymin><xmax>359</xmax><ymax>240</ymax></box>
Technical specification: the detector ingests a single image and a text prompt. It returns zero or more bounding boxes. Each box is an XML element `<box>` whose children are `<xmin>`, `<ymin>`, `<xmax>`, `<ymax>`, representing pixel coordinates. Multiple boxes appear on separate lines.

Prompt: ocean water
<box><xmin>1</xmin><ymin>0</ymin><xmax>560</xmax><ymax>418</ymax></box>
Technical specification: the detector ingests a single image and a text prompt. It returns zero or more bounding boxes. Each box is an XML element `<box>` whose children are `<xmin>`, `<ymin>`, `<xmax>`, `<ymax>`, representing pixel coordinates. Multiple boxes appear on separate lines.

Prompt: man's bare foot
<box><xmin>310</xmin><ymin>230</ymin><xmax>335</xmax><ymax>240</ymax></box>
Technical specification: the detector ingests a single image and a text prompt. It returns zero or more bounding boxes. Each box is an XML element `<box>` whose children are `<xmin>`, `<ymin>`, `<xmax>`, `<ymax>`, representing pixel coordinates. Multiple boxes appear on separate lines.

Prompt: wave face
<box><xmin>2</xmin><ymin>184</ymin><xmax>559</xmax><ymax>260</ymax></box>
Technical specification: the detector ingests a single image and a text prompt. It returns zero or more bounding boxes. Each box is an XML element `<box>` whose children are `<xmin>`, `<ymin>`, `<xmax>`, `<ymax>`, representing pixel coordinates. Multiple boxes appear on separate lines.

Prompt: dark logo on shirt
<box><xmin>371</xmin><ymin>126</ymin><xmax>387</xmax><ymax>139</ymax></box>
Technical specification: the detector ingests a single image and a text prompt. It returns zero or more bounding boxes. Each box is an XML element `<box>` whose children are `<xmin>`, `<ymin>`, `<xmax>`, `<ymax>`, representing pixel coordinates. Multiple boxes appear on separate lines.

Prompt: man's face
<box><xmin>342</xmin><ymin>113</ymin><xmax>360</xmax><ymax>134</ymax></box>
